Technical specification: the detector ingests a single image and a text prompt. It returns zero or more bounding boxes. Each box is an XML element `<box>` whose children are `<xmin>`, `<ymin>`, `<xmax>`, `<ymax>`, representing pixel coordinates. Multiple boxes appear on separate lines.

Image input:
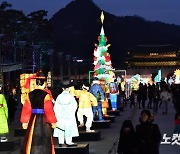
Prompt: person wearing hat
<box><xmin>135</xmin><ymin>110</ymin><xmax>161</xmax><ymax>154</ymax></box>
<box><xmin>53</xmin><ymin>79</ymin><xmax>79</xmax><ymax>146</ymax></box>
<box><xmin>76</xmin><ymin>83</ymin><xmax>97</xmax><ymax>132</ymax></box>
<box><xmin>20</xmin><ymin>71</ymin><xmax>57</xmax><ymax>154</ymax></box>
<box><xmin>89</xmin><ymin>77</ymin><xmax>105</xmax><ymax>122</ymax></box>
<box><xmin>0</xmin><ymin>85</ymin><xmax>8</xmax><ymax>142</ymax></box>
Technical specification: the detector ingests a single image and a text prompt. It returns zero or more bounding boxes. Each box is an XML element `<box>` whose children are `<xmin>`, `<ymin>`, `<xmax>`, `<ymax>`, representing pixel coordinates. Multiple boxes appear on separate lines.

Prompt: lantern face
<box><xmin>12</xmin><ymin>88</ymin><xmax>16</xmax><ymax>95</ymax></box>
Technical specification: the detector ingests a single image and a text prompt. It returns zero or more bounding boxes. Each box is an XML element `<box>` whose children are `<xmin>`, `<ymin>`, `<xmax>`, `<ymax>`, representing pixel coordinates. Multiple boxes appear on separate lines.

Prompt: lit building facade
<box><xmin>126</xmin><ymin>44</ymin><xmax>180</xmax><ymax>78</ymax></box>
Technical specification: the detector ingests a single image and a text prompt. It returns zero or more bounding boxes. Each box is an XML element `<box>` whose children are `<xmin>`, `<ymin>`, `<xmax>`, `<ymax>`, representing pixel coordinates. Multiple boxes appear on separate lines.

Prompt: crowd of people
<box><xmin>117</xmin><ymin>110</ymin><xmax>161</xmax><ymax>154</ymax></box>
<box><xmin>0</xmin><ymin>71</ymin><xmax>179</xmax><ymax>154</ymax></box>
<box><xmin>116</xmin><ymin>81</ymin><xmax>180</xmax><ymax>154</ymax></box>
<box><xmin>130</xmin><ymin>81</ymin><xmax>180</xmax><ymax>115</ymax></box>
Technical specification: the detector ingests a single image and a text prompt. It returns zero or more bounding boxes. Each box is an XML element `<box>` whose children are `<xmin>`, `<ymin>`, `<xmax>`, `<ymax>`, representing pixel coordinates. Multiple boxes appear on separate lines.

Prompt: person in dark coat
<box><xmin>7</xmin><ymin>89</ymin><xmax>18</xmax><ymax>124</ymax></box>
<box><xmin>136</xmin><ymin>110</ymin><xmax>161</xmax><ymax>154</ymax></box>
<box><xmin>174</xmin><ymin>112</ymin><xmax>180</xmax><ymax>134</ymax></box>
<box><xmin>147</xmin><ymin>83</ymin><xmax>155</xmax><ymax>109</ymax></box>
<box><xmin>130</xmin><ymin>91</ymin><xmax>136</xmax><ymax>108</ymax></box>
<box><xmin>137</xmin><ymin>83</ymin><xmax>146</xmax><ymax>109</ymax></box>
<box><xmin>117</xmin><ymin>120</ymin><xmax>137</xmax><ymax>154</ymax></box>
<box><xmin>172</xmin><ymin>84</ymin><xmax>180</xmax><ymax>112</ymax></box>
<box><xmin>153</xmin><ymin>86</ymin><xmax>160</xmax><ymax>115</ymax></box>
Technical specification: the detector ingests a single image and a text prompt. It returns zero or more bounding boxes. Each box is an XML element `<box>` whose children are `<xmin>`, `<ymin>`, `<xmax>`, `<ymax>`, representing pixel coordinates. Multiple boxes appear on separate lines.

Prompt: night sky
<box><xmin>3</xmin><ymin>0</ymin><xmax>180</xmax><ymax>25</ymax></box>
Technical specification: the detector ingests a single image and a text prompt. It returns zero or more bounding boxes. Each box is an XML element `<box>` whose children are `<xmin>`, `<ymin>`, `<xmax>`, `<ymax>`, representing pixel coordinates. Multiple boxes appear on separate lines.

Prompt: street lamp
<box><xmin>0</xmin><ymin>33</ymin><xmax>4</xmax><ymax>87</ymax></box>
<box><xmin>32</xmin><ymin>44</ymin><xmax>41</xmax><ymax>73</ymax></box>
<box><xmin>72</xmin><ymin>57</ymin><xmax>77</xmax><ymax>84</ymax></box>
<box><xmin>18</xmin><ymin>41</ymin><xmax>26</xmax><ymax>73</ymax></box>
<box><xmin>57</xmin><ymin>52</ymin><xmax>63</xmax><ymax>84</ymax></box>
<box><xmin>49</xmin><ymin>49</ymin><xmax>54</xmax><ymax>88</ymax></box>
<box><xmin>66</xmin><ymin>55</ymin><xmax>71</xmax><ymax>80</ymax></box>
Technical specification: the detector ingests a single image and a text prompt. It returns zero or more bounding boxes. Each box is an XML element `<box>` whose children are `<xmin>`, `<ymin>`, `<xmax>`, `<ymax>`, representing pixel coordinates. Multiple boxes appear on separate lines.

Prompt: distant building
<box><xmin>126</xmin><ymin>44</ymin><xmax>180</xmax><ymax>78</ymax></box>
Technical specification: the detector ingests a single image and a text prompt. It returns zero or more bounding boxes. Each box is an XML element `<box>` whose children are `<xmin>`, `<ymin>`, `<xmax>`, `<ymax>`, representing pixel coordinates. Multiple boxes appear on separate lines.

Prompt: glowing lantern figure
<box><xmin>131</xmin><ymin>74</ymin><xmax>140</xmax><ymax>91</ymax></box>
<box><xmin>174</xmin><ymin>69</ymin><xmax>180</xmax><ymax>84</ymax></box>
<box><xmin>93</xmin><ymin>11</ymin><xmax>114</xmax><ymax>83</ymax></box>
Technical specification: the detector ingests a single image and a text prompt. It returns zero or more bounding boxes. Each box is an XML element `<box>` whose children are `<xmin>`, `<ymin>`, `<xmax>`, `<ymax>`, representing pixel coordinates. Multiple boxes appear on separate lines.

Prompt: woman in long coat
<box><xmin>136</xmin><ymin>110</ymin><xmax>161</xmax><ymax>154</ymax></box>
<box><xmin>117</xmin><ymin>120</ymin><xmax>137</xmax><ymax>154</ymax></box>
<box><xmin>53</xmin><ymin>80</ymin><xmax>79</xmax><ymax>146</ymax></box>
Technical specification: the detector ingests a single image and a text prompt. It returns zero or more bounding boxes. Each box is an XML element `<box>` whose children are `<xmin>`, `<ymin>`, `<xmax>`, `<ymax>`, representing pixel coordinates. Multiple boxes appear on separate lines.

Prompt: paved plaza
<box><xmin>0</xmin><ymin>97</ymin><xmax>179</xmax><ymax>154</ymax></box>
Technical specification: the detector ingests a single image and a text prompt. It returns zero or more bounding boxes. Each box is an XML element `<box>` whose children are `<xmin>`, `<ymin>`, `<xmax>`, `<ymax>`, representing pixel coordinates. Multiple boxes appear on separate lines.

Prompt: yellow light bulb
<box><xmin>174</xmin><ymin>69</ymin><xmax>180</xmax><ymax>78</ymax></box>
<box><xmin>100</xmin><ymin>11</ymin><xmax>104</xmax><ymax>24</ymax></box>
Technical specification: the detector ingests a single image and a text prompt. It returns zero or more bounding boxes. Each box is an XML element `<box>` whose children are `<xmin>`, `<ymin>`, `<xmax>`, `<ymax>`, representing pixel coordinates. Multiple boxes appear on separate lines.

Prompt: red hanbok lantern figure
<box><xmin>20</xmin><ymin>71</ymin><xmax>57</xmax><ymax>154</ymax></box>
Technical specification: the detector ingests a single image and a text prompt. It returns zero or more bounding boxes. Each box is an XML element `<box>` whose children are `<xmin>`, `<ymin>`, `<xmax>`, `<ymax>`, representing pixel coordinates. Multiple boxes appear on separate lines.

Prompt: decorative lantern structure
<box><xmin>93</xmin><ymin>11</ymin><xmax>115</xmax><ymax>83</ymax></box>
<box><xmin>20</xmin><ymin>73</ymin><xmax>37</xmax><ymax>104</ymax></box>
<box><xmin>174</xmin><ymin>69</ymin><xmax>180</xmax><ymax>84</ymax></box>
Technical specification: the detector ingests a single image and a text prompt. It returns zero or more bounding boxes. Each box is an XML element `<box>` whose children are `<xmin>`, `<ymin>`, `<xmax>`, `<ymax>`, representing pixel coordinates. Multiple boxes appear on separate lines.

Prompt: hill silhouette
<box><xmin>50</xmin><ymin>0</ymin><xmax>180</xmax><ymax>68</ymax></box>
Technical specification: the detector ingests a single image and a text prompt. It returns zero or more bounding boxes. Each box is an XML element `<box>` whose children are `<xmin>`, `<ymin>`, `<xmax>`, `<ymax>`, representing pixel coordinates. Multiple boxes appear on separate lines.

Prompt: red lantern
<box><xmin>98</xmin><ymin>36</ymin><xmax>100</xmax><ymax>41</ymax></box>
<box><xmin>94</xmin><ymin>57</ymin><xmax>97</xmax><ymax>61</ymax></box>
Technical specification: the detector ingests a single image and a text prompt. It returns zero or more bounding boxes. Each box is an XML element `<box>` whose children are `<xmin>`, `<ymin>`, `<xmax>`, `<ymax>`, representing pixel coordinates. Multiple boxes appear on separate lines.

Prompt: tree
<box><xmin>0</xmin><ymin>1</ymin><xmax>53</xmax><ymax>72</ymax></box>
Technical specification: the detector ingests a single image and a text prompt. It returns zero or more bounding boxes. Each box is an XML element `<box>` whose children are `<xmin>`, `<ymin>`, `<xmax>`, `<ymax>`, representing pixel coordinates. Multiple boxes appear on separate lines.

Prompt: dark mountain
<box><xmin>50</xmin><ymin>0</ymin><xmax>180</xmax><ymax>68</ymax></box>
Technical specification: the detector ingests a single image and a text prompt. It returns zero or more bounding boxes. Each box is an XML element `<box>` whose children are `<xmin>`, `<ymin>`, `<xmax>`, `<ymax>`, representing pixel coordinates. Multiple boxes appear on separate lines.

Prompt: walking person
<box><xmin>136</xmin><ymin>110</ymin><xmax>161</xmax><ymax>154</ymax></box>
<box><xmin>20</xmin><ymin>71</ymin><xmax>57</xmax><ymax>154</ymax></box>
<box><xmin>147</xmin><ymin>83</ymin><xmax>155</xmax><ymax>109</ymax></box>
<box><xmin>153</xmin><ymin>86</ymin><xmax>160</xmax><ymax>115</ymax></box>
<box><xmin>171</xmin><ymin>84</ymin><xmax>180</xmax><ymax>112</ymax></box>
<box><xmin>173</xmin><ymin>112</ymin><xmax>180</xmax><ymax>134</ymax></box>
<box><xmin>137</xmin><ymin>83</ymin><xmax>143</xmax><ymax>109</ymax></box>
<box><xmin>137</xmin><ymin>83</ymin><xmax>146</xmax><ymax>109</ymax></box>
<box><xmin>117</xmin><ymin>120</ymin><xmax>137</xmax><ymax>154</ymax></box>
<box><xmin>160</xmin><ymin>88</ymin><xmax>170</xmax><ymax>115</ymax></box>
<box><xmin>7</xmin><ymin>89</ymin><xmax>18</xmax><ymax>124</ymax></box>
<box><xmin>130</xmin><ymin>91</ymin><xmax>136</xmax><ymax>108</ymax></box>
<box><xmin>159</xmin><ymin>81</ymin><xmax>168</xmax><ymax>108</ymax></box>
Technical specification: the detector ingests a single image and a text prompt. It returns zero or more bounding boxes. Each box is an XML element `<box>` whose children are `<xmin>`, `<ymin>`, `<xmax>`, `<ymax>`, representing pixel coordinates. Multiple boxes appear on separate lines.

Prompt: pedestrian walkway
<box><xmin>0</xmin><ymin>100</ymin><xmax>133</xmax><ymax>154</ymax></box>
<box><xmin>0</xmin><ymin>99</ymin><xmax>179</xmax><ymax>154</ymax></box>
<box><xmin>132</xmin><ymin>99</ymin><xmax>180</xmax><ymax>154</ymax></box>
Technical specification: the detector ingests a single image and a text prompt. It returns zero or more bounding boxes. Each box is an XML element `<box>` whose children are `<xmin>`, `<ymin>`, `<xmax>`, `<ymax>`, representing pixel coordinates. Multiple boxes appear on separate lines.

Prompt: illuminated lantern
<box><xmin>92</xmin><ymin>11</ymin><xmax>115</xmax><ymax>83</ymax></box>
<box><xmin>174</xmin><ymin>69</ymin><xmax>180</xmax><ymax>84</ymax></box>
<box><xmin>20</xmin><ymin>73</ymin><xmax>37</xmax><ymax>104</ymax></box>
